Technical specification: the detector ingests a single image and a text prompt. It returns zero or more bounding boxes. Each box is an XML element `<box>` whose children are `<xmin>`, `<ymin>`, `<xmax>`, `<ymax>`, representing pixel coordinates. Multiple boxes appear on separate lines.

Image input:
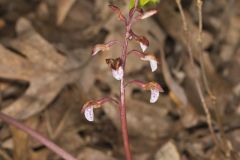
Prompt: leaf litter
<box><xmin>0</xmin><ymin>0</ymin><xmax>240</xmax><ymax>160</ymax></box>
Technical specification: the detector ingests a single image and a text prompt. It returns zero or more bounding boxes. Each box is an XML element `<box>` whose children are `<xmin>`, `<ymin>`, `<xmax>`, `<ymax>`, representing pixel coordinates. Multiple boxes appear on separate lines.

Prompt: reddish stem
<box><xmin>0</xmin><ymin>112</ymin><xmax>77</xmax><ymax>160</ymax></box>
<box><xmin>120</xmin><ymin>36</ymin><xmax>131</xmax><ymax>160</ymax></box>
<box><xmin>124</xmin><ymin>80</ymin><xmax>145</xmax><ymax>88</ymax></box>
<box><xmin>120</xmin><ymin>77</ymin><xmax>131</xmax><ymax>160</ymax></box>
<box><xmin>119</xmin><ymin>1</ymin><xmax>139</xmax><ymax>160</ymax></box>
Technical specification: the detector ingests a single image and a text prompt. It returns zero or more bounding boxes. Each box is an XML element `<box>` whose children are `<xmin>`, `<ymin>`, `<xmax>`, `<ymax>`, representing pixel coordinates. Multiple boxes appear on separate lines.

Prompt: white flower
<box><xmin>92</xmin><ymin>44</ymin><xmax>107</xmax><ymax>56</ymax></box>
<box><xmin>112</xmin><ymin>66</ymin><xmax>123</xmax><ymax>80</ymax></box>
<box><xmin>150</xmin><ymin>89</ymin><xmax>159</xmax><ymax>103</ymax></box>
<box><xmin>126</xmin><ymin>81</ymin><xmax>163</xmax><ymax>104</ymax></box>
<box><xmin>141</xmin><ymin>55</ymin><xmax>158</xmax><ymax>72</ymax></box>
<box><xmin>149</xmin><ymin>59</ymin><xmax>157</xmax><ymax>72</ymax></box>
<box><xmin>84</xmin><ymin>106</ymin><xmax>94</xmax><ymax>122</ymax></box>
<box><xmin>140</xmin><ymin>42</ymin><xmax>147</xmax><ymax>52</ymax></box>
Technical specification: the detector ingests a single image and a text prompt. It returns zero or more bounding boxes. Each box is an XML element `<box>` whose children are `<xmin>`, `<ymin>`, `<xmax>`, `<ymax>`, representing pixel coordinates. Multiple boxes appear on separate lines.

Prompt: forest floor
<box><xmin>0</xmin><ymin>0</ymin><xmax>240</xmax><ymax>160</ymax></box>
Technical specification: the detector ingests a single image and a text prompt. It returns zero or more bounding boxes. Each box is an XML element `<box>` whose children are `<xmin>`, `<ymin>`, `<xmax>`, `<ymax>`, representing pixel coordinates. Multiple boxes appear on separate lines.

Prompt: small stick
<box><xmin>175</xmin><ymin>0</ymin><xmax>219</xmax><ymax>147</ymax></box>
<box><xmin>196</xmin><ymin>0</ymin><xmax>216</xmax><ymax>102</ymax></box>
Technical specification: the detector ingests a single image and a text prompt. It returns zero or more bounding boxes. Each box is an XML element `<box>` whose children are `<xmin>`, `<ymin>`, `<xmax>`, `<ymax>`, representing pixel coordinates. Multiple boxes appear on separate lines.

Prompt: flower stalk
<box><xmin>81</xmin><ymin>1</ymin><xmax>163</xmax><ymax>160</ymax></box>
<box><xmin>118</xmin><ymin>1</ymin><xmax>139</xmax><ymax>159</ymax></box>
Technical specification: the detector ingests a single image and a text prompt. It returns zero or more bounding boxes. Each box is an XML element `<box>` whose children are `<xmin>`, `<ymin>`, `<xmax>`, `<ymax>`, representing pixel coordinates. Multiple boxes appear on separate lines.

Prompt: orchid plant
<box><xmin>81</xmin><ymin>0</ymin><xmax>162</xmax><ymax>159</ymax></box>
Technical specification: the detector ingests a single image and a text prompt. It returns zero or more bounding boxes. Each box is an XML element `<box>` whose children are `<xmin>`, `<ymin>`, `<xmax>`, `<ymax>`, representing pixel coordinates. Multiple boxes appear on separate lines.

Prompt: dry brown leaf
<box><xmin>220</xmin><ymin>16</ymin><xmax>240</xmax><ymax>62</ymax></box>
<box><xmin>10</xmin><ymin>125</ymin><xmax>29</xmax><ymax>160</ymax></box>
<box><xmin>6</xmin><ymin>116</ymin><xmax>39</xmax><ymax>160</ymax></box>
<box><xmin>160</xmin><ymin>49</ymin><xmax>188</xmax><ymax>107</ymax></box>
<box><xmin>77</xmin><ymin>148</ymin><xmax>116</xmax><ymax>160</ymax></box>
<box><xmin>0</xmin><ymin>18</ymin><xmax>81</xmax><ymax>120</ymax></box>
<box><xmin>103</xmin><ymin>97</ymin><xmax>171</xmax><ymax>139</ymax></box>
<box><xmin>155</xmin><ymin>141</ymin><xmax>180</xmax><ymax>160</ymax></box>
<box><xmin>57</xmin><ymin>131</ymin><xmax>84</xmax><ymax>155</ymax></box>
<box><xmin>157</xmin><ymin>0</ymin><xmax>213</xmax><ymax>51</ymax></box>
<box><xmin>56</xmin><ymin>0</ymin><xmax>76</xmax><ymax>26</ymax></box>
<box><xmin>36</xmin><ymin>2</ymin><xmax>49</xmax><ymax>20</ymax></box>
<box><xmin>0</xmin><ymin>18</ymin><xmax>6</xmax><ymax>29</ymax></box>
<box><xmin>29</xmin><ymin>148</ymin><xmax>49</xmax><ymax>160</ymax></box>
<box><xmin>161</xmin><ymin>49</ymin><xmax>199</xmax><ymax>127</ymax></box>
<box><xmin>0</xmin><ymin>149</ymin><xmax>11</xmax><ymax>160</ymax></box>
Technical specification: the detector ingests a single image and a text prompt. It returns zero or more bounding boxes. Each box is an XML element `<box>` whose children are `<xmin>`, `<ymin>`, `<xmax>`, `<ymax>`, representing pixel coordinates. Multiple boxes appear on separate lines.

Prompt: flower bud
<box><xmin>138</xmin><ymin>36</ymin><xmax>149</xmax><ymax>52</ymax></box>
<box><xmin>129</xmin><ymin>7</ymin><xmax>143</xmax><ymax>17</ymax></box>
<box><xmin>92</xmin><ymin>44</ymin><xmax>109</xmax><ymax>56</ymax></box>
<box><xmin>140</xmin><ymin>42</ymin><xmax>148</xmax><ymax>52</ymax></box>
<box><xmin>129</xmin><ymin>31</ymin><xmax>149</xmax><ymax>52</ymax></box>
<box><xmin>91</xmin><ymin>41</ymin><xmax>120</xmax><ymax>56</ymax></box>
<box><xmin>139</xmin><ymin>10</ymin><xmax>157</xmax><ymax>20</ymax></box>
<box><xmin>109</xmin><ymin>5</ymin><xmax>126</xmax><ymax>23</ymax></box>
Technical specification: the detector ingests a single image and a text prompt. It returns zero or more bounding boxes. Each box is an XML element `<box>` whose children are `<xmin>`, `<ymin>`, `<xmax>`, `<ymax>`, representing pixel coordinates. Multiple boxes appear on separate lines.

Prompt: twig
<box><xmin>175</xmin><ymin>0</ymin><xmax>219</xmax><ymax>147</ymax></box>
<box><xmin>196</xmin><ymin>0</ymin><xmax>216</xmax><ymax>105</ymax></box>
<box><xmin>195</xmin><ymin>0</ymin><xmax>230</xmax><ymax>154</ymax></box>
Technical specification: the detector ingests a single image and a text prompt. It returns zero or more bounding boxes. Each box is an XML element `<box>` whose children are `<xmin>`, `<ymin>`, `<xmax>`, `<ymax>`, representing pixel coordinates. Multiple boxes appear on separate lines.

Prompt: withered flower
<box><xmin>92</xmin><ymin>41</ymin><xmax>119</xmax><ymax>56</ymax></box>
<box><xmin>109</xmin><ymin>5</ymin><xmax>126</xmax><ymax>23</ymax></box>
<box><xmin>106</xmin><ymin>58</ymin><xmax>123</xmax><ymax>80</ymax></box>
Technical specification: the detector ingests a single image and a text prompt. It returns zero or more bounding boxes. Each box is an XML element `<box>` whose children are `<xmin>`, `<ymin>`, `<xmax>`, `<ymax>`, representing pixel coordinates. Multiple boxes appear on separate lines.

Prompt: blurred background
<box><xmin>0</xmin><ymin>0</ymin><xmax>240</xmax><ymax>160</ymax></box>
